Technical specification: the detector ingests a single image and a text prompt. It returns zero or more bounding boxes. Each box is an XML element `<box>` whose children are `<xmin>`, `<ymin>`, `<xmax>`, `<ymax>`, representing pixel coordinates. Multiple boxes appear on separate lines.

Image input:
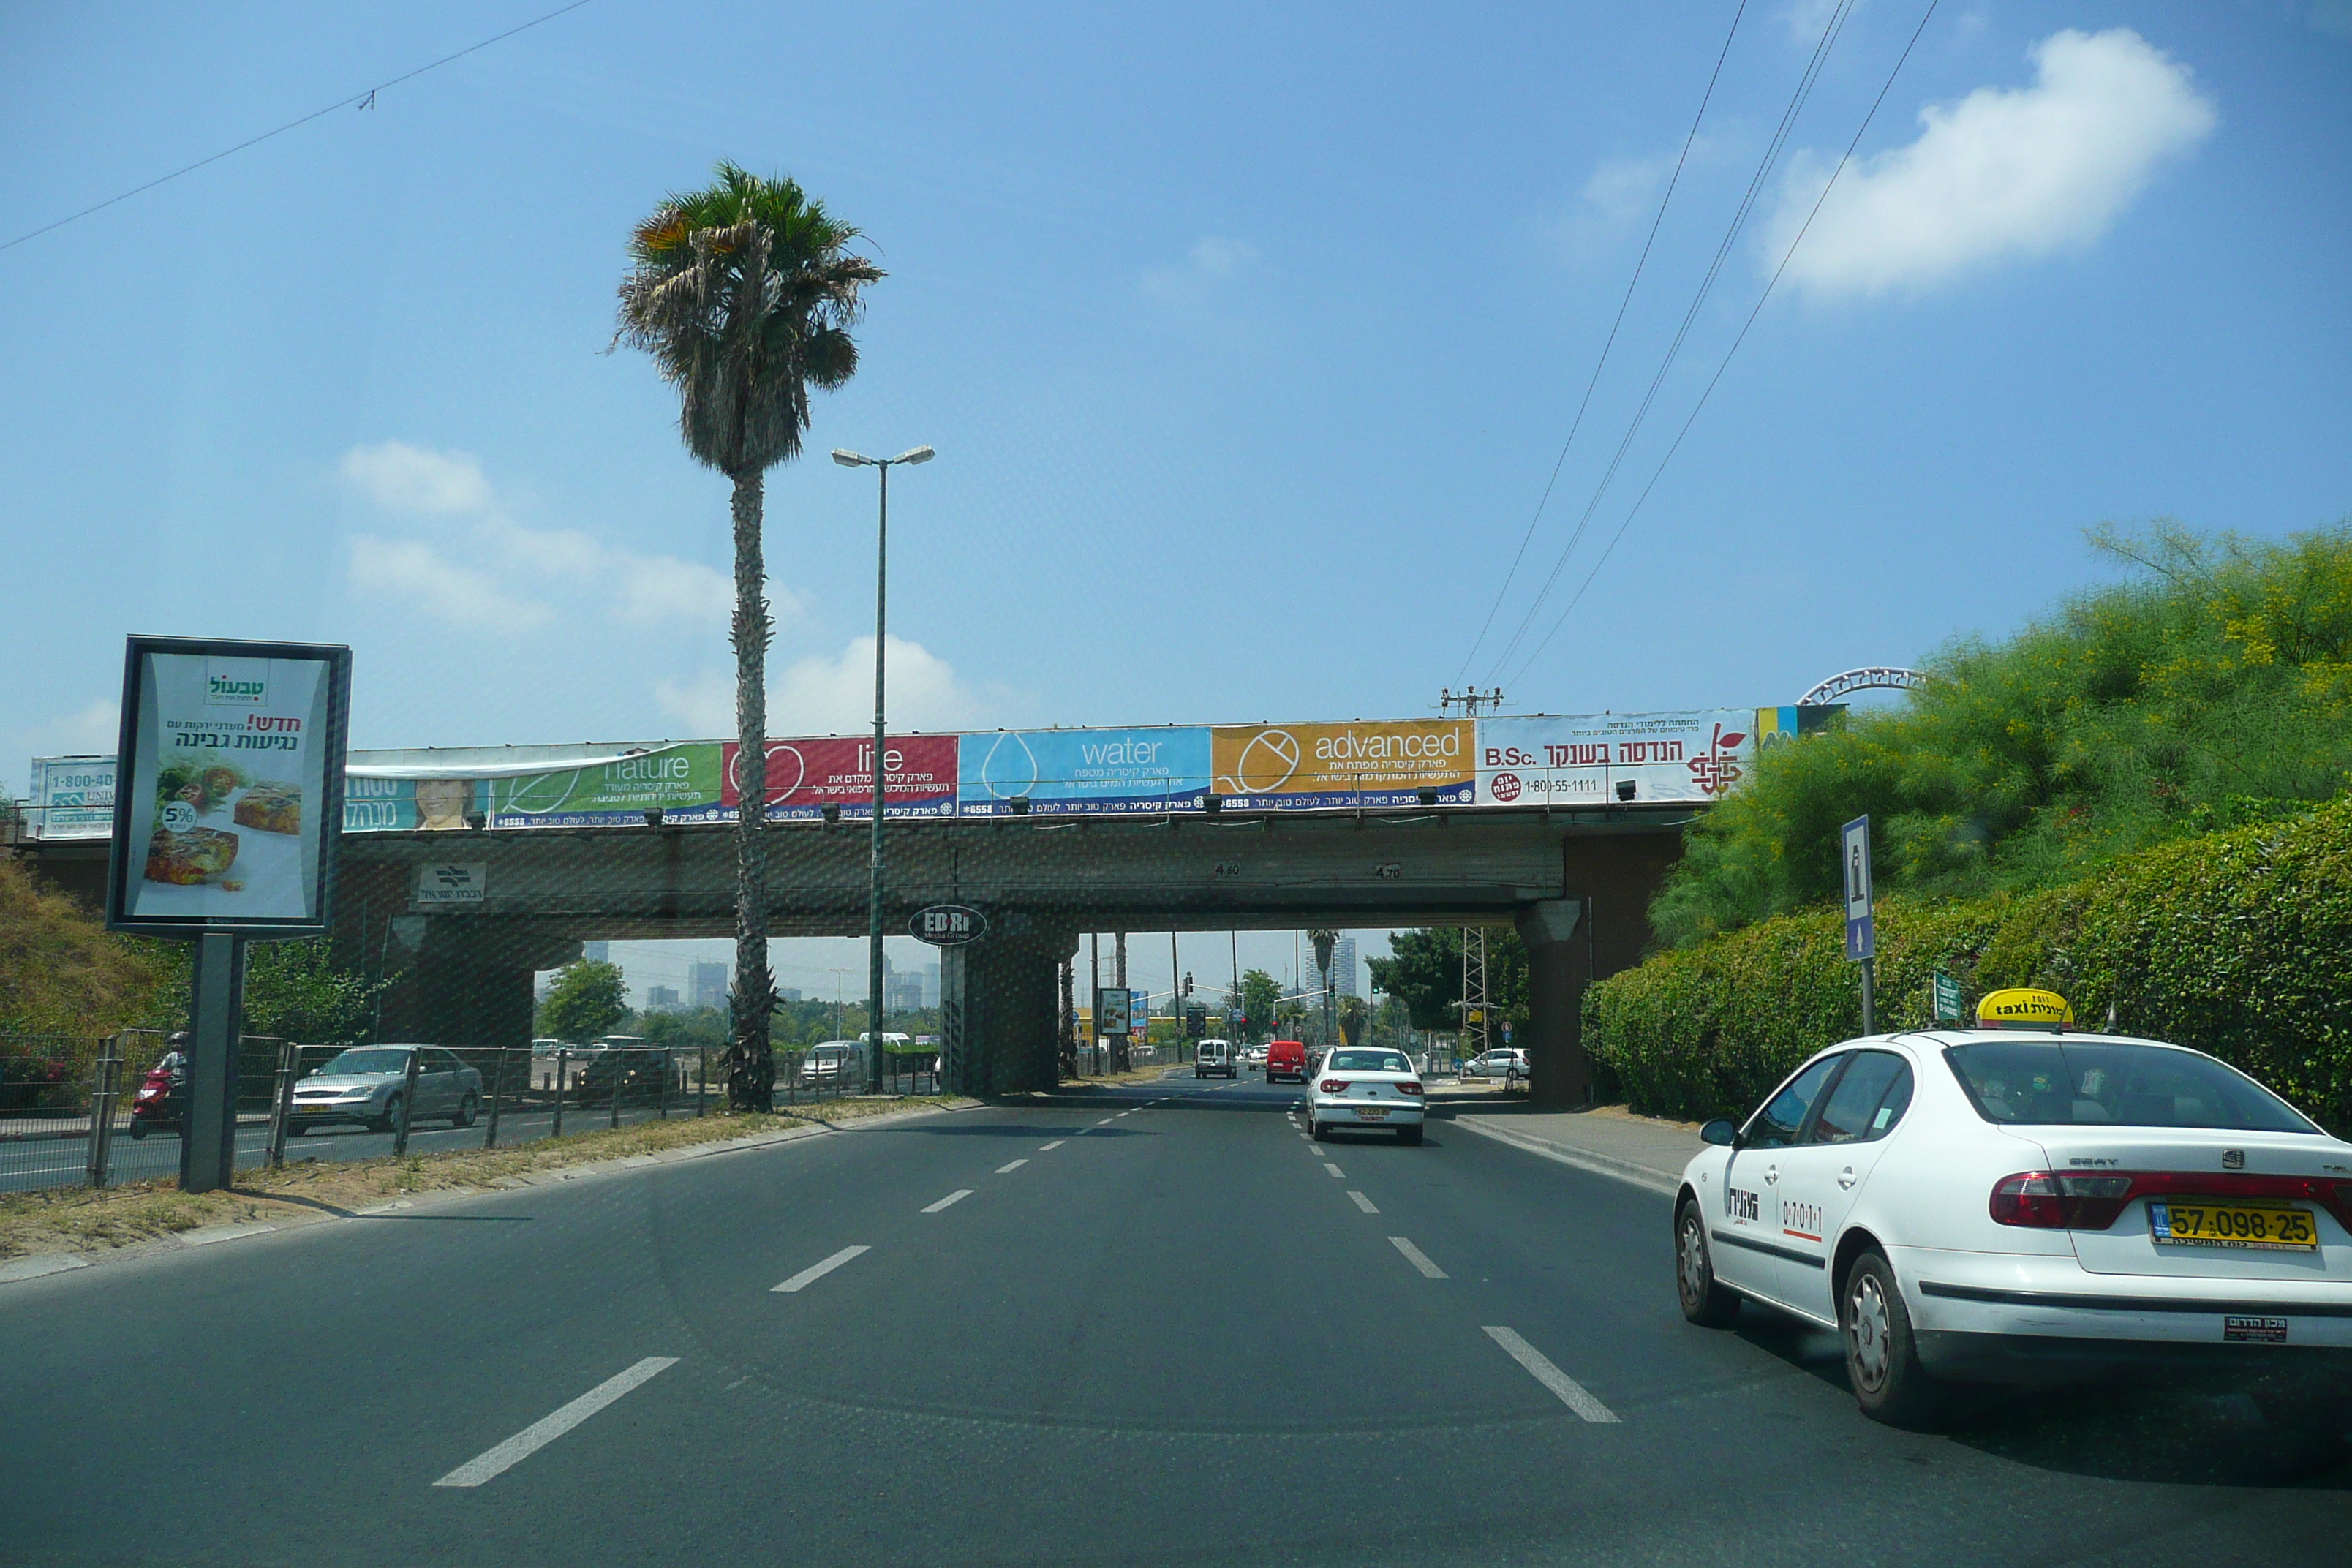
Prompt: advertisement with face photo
<box><xmin>1473</xmin><ymin>710</ymin><xmax>1756</xmax><ymax>807</ymax></box>
<box><xmin>722</xmin><ymin>734</ymin><xmax>958</xmax><ymax>820</ymax></box>
<box><xmin>108</xmin><ymin>638</ymin><xmax>350</xmax><ymax>932</ymax></box>
<box><xmin>341</xmin><ymin>774</ymin><xmax>485</xmax><ymax>832</ymax></box>
<box><xmin>1211</xmin><ymin>720</ymin><xmax>1473</xmax><ymax>809</ymax></box>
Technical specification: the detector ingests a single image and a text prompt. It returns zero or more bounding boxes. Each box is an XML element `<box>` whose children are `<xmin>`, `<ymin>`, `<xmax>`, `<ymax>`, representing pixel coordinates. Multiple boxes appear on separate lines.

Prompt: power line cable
<box><xmin>1483</xmin><ymin>0</ymin><xmax>1858</xmax><ymax>682</ymax></box>
<box><xmin>1455</xmin><ymin>0</ymin><xmax>1749</xmax><ymax>682</ymax></box>
<box><xmin>1504</xmin><ymin>0</ymin><xmax>1942</xmax><ymax>686</ymax></box>
<box><xmin>0</xmin><ymin>0</ymin><xmax>595</xmax><ymax>255</ymax></box>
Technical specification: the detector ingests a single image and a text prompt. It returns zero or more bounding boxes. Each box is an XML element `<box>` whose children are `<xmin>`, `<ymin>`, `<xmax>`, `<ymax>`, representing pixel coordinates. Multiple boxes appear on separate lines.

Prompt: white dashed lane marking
<box><xmin>995</xmin><ymin>1159</ymin><xmax>1028</xmax><ymax>1174</ymax></box>
<box><xmin>1389</xmin><ymin>1236</ymin><xmax>1445</xmax><ymax>1278</ymax></box>
<box><xmin>772</xmin><ymin>1245</ymin><xmax>870</xmax><ymax>1294</ymax></box>
<box><xmin>1483</xmin><ymin>1327</ymin><xmax>1619</xmax><ymax>1423</ymax></box>
<box><xmin>922</xmin><ymin>1189</ymin><xmax>973</xmax><ymax>1213</ymax></box>
<box><xmin>1322</xmin><ymin>1163</ymin><xmax>1344</xmax><ymax>1178</ymax></box>
<box><xmin>1347</xmin><ymin>1191</ymin><xmax>1379</xmax><ymax>1214</ymax></box>
<box><xmin>432</xmin><ymin>1357</ymin><xmax>679</xmax><ymax>1487</ymax></box>
<box><xmin>1038</xmin><ymin>1139</ymin><xmax>1066</xmax><ymax>1150</ymax></box>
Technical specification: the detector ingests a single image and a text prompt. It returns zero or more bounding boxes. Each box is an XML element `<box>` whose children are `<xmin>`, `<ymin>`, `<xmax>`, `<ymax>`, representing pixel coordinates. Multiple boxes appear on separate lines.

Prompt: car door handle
<box><xmin>1837</xmin><ymin>1166</ymin><xmax>1858</xmax><ymax>1190</ymax></box>
<box><xmin>1763</xmin><ymin>1164</ymin><xmax>1778</xmax><ymax>1185</ymax></box>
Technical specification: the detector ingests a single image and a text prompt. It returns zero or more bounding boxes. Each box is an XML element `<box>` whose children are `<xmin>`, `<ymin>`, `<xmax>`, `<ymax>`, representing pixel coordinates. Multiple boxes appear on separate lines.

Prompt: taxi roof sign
<box><xmin>1974</xmin><ymin>987</ymin><xmax>2075</xmax><ymax>1030</ymax></box>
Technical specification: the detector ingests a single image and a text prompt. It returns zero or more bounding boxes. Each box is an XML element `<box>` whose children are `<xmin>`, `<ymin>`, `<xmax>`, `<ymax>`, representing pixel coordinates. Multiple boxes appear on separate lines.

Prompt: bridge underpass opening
<box><xmin>21</xmin><ymin>802</ymin><xmax>1690</xmax><ymax>1106</ymax></box>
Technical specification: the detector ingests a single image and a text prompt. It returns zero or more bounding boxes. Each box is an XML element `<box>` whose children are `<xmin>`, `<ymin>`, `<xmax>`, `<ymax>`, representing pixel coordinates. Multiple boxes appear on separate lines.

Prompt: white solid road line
<box><xmin>772</xmin><ymin>1245</ymin><xmax>870</xmax><ymax>1294</ymax></box>
<box><xmin>995</xmin><ymin>1158</ymin><xmax>1028</xmax><ymax>1174</ymax></box>
<box><xmin>923</xmin><ymin>1189</ymin><xmax>974</xmax><ymax>1213</ymax></box>
<box><xmin>432</xmin><ymin>1357</ymin><xmax>679</xmax><ymax>1487</ymax></box>
<box><xmin>1322</xmin><ymin>1162</ymin><xmax>1345</xmax><ymax>1178</ymax></box>
<box><xmin>1482</xmin><ymin>1326</ymin><xmax>1620</xmax><ymax>1423</ymax></box>
<box><xmin>1039</xmin><ymin>1139</ymin><xmax>1066</xmax><ymax>1151</ymax></box>
<box><xmin>1389</xmin><ymin>1237</ymin><xmax>1447</xmax><ymax>1278</ymax></box>
<box><xmin>1347</xmin><ymin>1191</ymin><xmax>1379</xmax><ymax>1214</ymax></box>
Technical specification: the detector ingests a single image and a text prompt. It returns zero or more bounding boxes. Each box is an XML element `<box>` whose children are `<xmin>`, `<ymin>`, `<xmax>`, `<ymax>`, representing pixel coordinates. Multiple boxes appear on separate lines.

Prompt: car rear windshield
<box><xmin>1943</xmin><ymin>1040</ymin><xmax>2318</xmax><ymax>1134</ymax></box>
<box><xmin>318</xmin><ymin>1048</ymin><xmax>410</xmax><ymax>1076</ymax></box>
<box><xmin>1328</xmin><ymin>1050</ymin><xmax>1411</xmax><ymax>1073</ymax></box>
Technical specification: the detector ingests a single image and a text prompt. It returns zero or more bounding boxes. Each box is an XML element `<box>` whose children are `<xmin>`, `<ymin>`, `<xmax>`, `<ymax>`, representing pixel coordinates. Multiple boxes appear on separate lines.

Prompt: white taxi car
<box><xmin>1673</xmin><ymin>989</ymin><xmax>2352</xmax><ymax>1426</ymax></box>
<box><xmin>1303</xmin><ymin>1047</ymin><xmax>1425</xmax><ymax>1145</ymax></box>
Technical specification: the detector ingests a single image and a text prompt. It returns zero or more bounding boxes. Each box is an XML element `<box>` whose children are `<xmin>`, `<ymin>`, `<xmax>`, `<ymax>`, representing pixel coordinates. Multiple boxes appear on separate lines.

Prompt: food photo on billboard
<box><xmin>105</xmin><ymin>636</ymin><xmax>353</xmax><ymax>935</ymax></box>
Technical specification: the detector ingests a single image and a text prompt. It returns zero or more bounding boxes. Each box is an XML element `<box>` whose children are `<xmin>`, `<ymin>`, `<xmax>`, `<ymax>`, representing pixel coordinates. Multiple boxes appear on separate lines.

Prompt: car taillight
<box><xmin>1400</xmin><ymin>1082</ymin><xmax>1422</xmax><ymax>1096</ymax></box>
<box><xmin>1990</xmin><ymin>1172</ymin><xmax>2152</xmax><ymax>1229</ymax></box>
<box><xmin>1320</xmin><ymin>1079</ymin><xmax>1349</xmax><ymax>1093</ymax></box>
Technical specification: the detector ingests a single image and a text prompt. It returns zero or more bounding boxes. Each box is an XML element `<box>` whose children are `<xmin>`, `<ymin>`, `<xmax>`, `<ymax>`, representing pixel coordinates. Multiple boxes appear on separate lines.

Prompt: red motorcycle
<box><xmin>126</xmin><ymin>1057</ymin><xmax>189</xmax><ymax>1139</ymax></box>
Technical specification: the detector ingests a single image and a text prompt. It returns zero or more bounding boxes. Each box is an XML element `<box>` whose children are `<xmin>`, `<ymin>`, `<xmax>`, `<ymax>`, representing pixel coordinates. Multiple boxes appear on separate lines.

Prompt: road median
<box><xmin>0</xmin><ymin>1093</ymin><xmax>976</xmax><ymax>1269</ymax></box>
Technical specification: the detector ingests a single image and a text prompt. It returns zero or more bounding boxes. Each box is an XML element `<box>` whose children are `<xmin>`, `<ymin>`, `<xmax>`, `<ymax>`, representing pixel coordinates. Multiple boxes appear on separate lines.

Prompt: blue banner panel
<box><xmin>957</xmin><ymin>728</ymin><xmax>1213</xmax><ymax>816</ymax></box>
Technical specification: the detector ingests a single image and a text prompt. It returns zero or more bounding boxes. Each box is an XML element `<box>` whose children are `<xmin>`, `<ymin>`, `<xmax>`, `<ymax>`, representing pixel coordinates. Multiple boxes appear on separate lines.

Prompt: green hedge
<box><xmin>1586</xmin><ymin>796</ymin><xmax>2352</xmax><ymax>1132</ymax></box>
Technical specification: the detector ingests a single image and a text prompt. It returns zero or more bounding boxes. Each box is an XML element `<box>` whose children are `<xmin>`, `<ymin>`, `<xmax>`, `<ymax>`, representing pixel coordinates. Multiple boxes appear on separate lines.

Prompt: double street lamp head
<box><xmin>832</xmin><ymin>445</ymin><xmax>935</xmax><ymax>468</ymax></box>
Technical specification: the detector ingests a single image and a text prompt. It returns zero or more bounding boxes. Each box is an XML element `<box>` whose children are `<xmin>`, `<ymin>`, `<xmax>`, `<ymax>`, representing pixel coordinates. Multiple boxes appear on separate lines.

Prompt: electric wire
<box><xmin>1503</xmin><ymin>0</ymin><xmax>1942</xmax><ymax>687</ymax></box>
<box><xmin>1455</xmin><ymin>0</ymin><xmax>1749</xmax><ymax>683</ymax></box>
<box><xmin>0</xmin><ymin>0</ymin><xmax>596</xmax><ymax>255</ymax></box>
<box><xmin>1482</xmin><ymin>0</ymin><xmax>1859</xmax><ymax>683</ymax></box>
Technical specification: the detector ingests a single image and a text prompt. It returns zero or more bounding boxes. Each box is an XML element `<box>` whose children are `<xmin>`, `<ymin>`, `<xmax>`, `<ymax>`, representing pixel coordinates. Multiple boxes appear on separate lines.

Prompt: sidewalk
<box><xmin>1441</xmin><ymin>1101</ymin><xmax>1702</xmax><ymax>1195</ymax></box>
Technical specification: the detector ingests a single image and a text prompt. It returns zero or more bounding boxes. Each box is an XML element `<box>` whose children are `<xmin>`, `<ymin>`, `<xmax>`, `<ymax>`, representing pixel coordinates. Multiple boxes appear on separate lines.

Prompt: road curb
<box><xmin>1450</xmin><ymin>1116</ymin><xmax>1682</xmax><ymax>1196</ymax></box>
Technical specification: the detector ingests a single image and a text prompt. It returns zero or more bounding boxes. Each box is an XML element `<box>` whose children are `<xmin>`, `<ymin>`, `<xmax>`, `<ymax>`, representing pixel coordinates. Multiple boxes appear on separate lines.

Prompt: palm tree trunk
<box><xmin>727</xmin><ymin>470</ymin><xmax>775</xmax><ymax>1112</ymax></box>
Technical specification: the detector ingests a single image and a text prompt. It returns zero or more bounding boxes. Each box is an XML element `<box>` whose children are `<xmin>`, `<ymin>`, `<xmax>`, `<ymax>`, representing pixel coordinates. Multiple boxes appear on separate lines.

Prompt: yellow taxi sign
<box><xmin>1974</xmin><ymin>987</ymin><xmax>2075</xmax><ymax>1030</ymax></box>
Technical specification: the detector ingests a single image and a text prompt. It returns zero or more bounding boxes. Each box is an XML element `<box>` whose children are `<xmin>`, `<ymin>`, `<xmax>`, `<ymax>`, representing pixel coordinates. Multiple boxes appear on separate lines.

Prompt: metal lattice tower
<box><xmin>1460</xmin><ymin>927</ymin><xmax>1490</xmax><ymax>1061</ymax></box>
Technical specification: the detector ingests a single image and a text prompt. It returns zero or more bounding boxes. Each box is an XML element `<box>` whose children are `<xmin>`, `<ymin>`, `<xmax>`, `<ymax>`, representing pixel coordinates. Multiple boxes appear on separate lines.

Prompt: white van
<box><xmin>1194</xmin><ymin>1039</ymin><xmax>1237</xmax><ymax>1079</ymax></box>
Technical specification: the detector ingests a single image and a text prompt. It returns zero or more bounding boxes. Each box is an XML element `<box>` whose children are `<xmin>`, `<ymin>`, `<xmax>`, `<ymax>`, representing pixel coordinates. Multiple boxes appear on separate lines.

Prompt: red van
<box><xmin>1264</xmin><ymin>1039</ymin><xmax>1308</xmax><ymax>1084</ymax></box>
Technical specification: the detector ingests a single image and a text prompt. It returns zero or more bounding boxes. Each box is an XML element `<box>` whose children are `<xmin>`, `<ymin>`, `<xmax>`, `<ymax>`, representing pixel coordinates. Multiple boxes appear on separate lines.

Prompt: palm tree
<box><xmin>616</xmin><ymin>163</ymin><xmax>883</xmax><ymax>1111</ymax></box>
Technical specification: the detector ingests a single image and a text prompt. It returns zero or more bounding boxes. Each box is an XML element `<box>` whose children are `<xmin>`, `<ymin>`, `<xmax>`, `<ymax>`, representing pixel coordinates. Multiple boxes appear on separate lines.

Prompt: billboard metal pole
<box><xmin>867</xmin><ymin>458</ymin><xmax>889</xmax><ymax>1096</ymax></box>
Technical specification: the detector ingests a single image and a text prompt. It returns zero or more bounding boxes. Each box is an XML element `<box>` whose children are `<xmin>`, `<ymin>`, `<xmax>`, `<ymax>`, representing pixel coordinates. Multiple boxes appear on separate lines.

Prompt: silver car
<box><xmin>288</xmin><ymin>1045</ymin><xmax>485</xmax><ymax>1133</ymax></box>
<box><xmin>798</xmin><ymin>1041</ymin><xmax>861</xmax><ymax>1087</ymax></box>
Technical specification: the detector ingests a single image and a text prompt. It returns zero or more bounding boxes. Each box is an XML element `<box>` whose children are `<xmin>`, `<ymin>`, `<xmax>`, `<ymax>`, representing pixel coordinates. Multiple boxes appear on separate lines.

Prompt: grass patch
<box><xmin>1</xmin><ymin>1093</ymin><xmax>974</xmax><ymax>1262</ymax></box>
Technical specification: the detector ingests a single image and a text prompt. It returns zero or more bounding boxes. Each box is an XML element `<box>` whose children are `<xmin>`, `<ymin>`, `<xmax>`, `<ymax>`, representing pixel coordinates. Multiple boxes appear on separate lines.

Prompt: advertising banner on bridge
<box><xmin>721</xmin><ymin>734</ymin><xmax>959</xmax><ymax>820</ymax></box>
<box><xmin>1210</xmin><ymin>719</ymin><xmax>1473</xmax><ymax>808</ymax></box>
<box><xmin>481</xmin><ymin>744</ymin><xmax>727</xmax><ymax>829</ymax></box>
<box><xmin>1473</xmin><ymin>710</ymin><xmax>1758</xmax><ymax>807</ymax></box>
<box><xmin>957</xmin><ymin>727</ymin><xmax>1212</xmax><ymax>815</ymax></box>
<box><xmin>342</xmin><ymin>775</ymin><xmax>477</xmax><ymax>833</ymax></box>
<box><xmin>26</xmin><ymin>756</ymin><xmax>115</xmax><ymax>840</ymax></box>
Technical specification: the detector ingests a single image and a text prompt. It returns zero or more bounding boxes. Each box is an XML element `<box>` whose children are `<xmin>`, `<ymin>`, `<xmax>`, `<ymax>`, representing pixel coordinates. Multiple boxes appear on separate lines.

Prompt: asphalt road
<box><xmin>3</xmin><ymin>1067</ymin><xmax>2347</xmax><ymax>1567</ymax></box>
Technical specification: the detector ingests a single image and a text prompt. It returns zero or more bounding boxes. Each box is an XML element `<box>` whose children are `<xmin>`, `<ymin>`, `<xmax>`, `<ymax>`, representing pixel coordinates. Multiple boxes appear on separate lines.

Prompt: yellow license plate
<box><xmin>2150</xmin><ymin>1201</ymin><xmax>2318</xmax><ymax>1251</ymax></box>
<box><xmin>1355</xmin><ymin>1107</ymin><xmax>1387</xmax><ymax>1121</ymax></box>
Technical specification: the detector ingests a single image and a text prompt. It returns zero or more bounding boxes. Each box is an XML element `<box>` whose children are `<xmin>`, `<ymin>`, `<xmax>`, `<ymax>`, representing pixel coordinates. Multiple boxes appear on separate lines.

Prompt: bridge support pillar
<box><xmin>941</xmin><ymin>922</ymin><xmax>1076</xmax><ymax>1096</ymax></box>
<box><xmin>372</xmin><ymin>919</ymin><xmax>550</xmax><ymax>1049</ymax></box>
<box><xmin>1517</xmin><ymin>899</ymin><xmax>1590</xmax><ymax>1111</ymax></box>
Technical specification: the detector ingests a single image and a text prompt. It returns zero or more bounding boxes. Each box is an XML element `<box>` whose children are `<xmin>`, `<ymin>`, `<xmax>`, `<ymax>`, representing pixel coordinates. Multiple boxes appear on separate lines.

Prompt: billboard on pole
<box><xmin>26</xmin><ymin>756</ymin><xmax>115</xmax><ymax>840</ymax></box>
<box><xmin>106</xmin><ymin>637</ymin><xmax>351</xmax><ymax>935</ymax></box>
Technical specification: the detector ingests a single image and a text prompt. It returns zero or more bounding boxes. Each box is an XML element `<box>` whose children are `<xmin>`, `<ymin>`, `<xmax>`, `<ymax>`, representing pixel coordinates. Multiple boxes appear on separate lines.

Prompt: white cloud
<box><xmin>655</xmin><ymin>636</ymin><xmax>982</xmax><ymax>736</ymax></box>
<box><xmin>1779</xmin><ymin>0</ymin><xmax>1854</xmax><ymax>45</ymax></box>
<box><xmin>1142</xmin><ymin>237</ymin><xmax>1261</xmax><ymax>308</ymax></box>
<box><xmin>349</xmin><ymin>536</ymin><xmax>551</xmax><ymax>627</ymax></box>
<box><xmin>339</xmin><ymin>441</ymin><xmax>494</xmax><ymax>515</ymax></box>
<box><xmin>339</xmin><ymin>441</ymin><xmax>754</xmax><ymax>631</ymax></box>
<box><xmin>1768</xmin><ymin>29</ymin><xmax>2216</xmax><ymax>300</ymax></box>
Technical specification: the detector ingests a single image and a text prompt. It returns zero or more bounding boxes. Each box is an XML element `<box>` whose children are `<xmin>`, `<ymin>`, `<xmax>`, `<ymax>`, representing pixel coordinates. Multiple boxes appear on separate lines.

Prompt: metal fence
<box><xmin>1</xmin><ymin>1033</ymin><xmax>946</xmax><ymax>1196</ymax></box>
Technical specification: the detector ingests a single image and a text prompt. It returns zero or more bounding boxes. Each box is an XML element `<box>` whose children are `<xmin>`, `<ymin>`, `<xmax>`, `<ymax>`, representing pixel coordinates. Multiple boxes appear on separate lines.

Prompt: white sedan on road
<box><xmin>1303</xmin><ymin>1048</ymin><xmax>1425</xmax><ymax>1145</ymax></box>
<box><xmin>1673</xmin><ymin>1000</ymin><xmax>2352</xmax><ymax>1427</ymax></box>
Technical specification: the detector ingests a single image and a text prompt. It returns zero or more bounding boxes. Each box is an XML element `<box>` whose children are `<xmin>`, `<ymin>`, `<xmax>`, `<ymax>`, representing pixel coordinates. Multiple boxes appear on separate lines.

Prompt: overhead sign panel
<box><xmin>957</xmin><ymin>727</ymin><xmax>1211</xmax><ymax>815</ymax></box>
<box><xmin>721</xmin><ymin>734</ymin><xmax>958</xmax><ymax>820</ymax></box>
<box><xmin>26</xmin><ymin>756</ymin><xmax>115</xmax><ymax>840</ymax></box>
<box><xmin>1212</xmin><ymin>720</ymin><xmax>1472</xmax><ymax>809</ymax></box>
<box><xmin>106</xmin><ymin>636</ymin><xmax>351</xmax><ymax>935</ymax></box>
<box><xmin>1474</xmin><ymin>710</ymin><xmax>1757</xmax><ymax>807</ymax></box>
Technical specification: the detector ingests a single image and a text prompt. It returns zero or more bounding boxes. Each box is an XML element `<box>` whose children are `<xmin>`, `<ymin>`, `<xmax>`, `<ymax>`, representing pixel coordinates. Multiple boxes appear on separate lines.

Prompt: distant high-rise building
<box><xmin>884</xmin><ymin>970</ymin><xmax>926</xmax><ymax>1015</ymax></box>
<box><xmin>923</xmin><ymin>963</ymin><xmax>941</xmax><ymax>1009</ymax></box>
<box><xmin>582</xmin><ymin>941</ymin><xmax>610</xmax><ymax>963</ymax></box>
<box><xmin>778</xmin><ymin>986</ymin><xmax>802</xmax><ymax>1003</ymax></box>
<box><xmin>645</xmin><ymin>984</ymin><xmax>682</xmax><ymax>1011</ymax></box>
<box><xmin>689</xmin><ymin>961</ymin><xmax>730</xmax><ymax>1011</ymax></box>
<box><xmin>1333</xmin><ymin>936</ymin><xmax>1359</xmax><ymax>999</ymax></box>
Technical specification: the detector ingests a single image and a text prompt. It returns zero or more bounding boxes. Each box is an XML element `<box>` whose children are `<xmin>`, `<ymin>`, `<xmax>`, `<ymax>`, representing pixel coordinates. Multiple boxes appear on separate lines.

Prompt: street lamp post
<box><xmin>833</xmin><ymin>444</ymin><xmax>935</xmax><ymax>1094</ymax></box>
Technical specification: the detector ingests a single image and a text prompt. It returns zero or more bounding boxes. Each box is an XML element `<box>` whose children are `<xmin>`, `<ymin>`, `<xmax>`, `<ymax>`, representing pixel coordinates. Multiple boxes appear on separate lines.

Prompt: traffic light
<box><xmin>1182</xmin><ymin>972</ymin><xmax>1194</xmax><ymax>998</ymax></box>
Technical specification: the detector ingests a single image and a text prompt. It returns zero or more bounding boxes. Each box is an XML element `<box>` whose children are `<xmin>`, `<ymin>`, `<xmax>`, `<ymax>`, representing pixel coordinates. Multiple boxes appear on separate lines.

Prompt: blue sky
<box><xmin>7</xmin><ymin>2</ymin><xmax>2348</xmax><ymax>1003</ymax></box>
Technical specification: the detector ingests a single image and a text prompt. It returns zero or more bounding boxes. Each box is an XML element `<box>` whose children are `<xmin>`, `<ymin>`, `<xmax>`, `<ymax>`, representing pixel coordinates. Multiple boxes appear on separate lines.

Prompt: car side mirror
<box><xmin>1700</xmin><ymin>1118</ymin><xmax>1738</xmax><ymax>1147</ymax></box>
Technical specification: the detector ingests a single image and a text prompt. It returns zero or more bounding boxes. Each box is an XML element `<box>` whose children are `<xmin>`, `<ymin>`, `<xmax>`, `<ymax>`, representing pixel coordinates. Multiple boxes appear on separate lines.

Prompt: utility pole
<box><xmin>1114</xmin><ymin>932</ymin><xmax>1128</xmax><ymax>1072</ymax></box>
<box><xmin>1169</xmin><ymin>930</ymin><xmax>1181</xmax><ymax>1063</ymax></box>
<box><xmin>1461</xmin><ymin>927</ymin><xmax>1490</xmax><ymax>1069</ymax></box>
<box><xmin>1090</xmin><ymin>932</ymin><xmax>1101</xmax><ymax>1074</ymax></box>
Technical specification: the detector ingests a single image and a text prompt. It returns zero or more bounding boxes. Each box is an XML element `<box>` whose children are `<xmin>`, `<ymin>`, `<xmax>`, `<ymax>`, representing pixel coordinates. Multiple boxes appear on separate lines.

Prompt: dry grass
<box><xmin>1</xmin><ymin>1093</ymin><xmax>973</xmax><ymax>1262</ymax></box>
